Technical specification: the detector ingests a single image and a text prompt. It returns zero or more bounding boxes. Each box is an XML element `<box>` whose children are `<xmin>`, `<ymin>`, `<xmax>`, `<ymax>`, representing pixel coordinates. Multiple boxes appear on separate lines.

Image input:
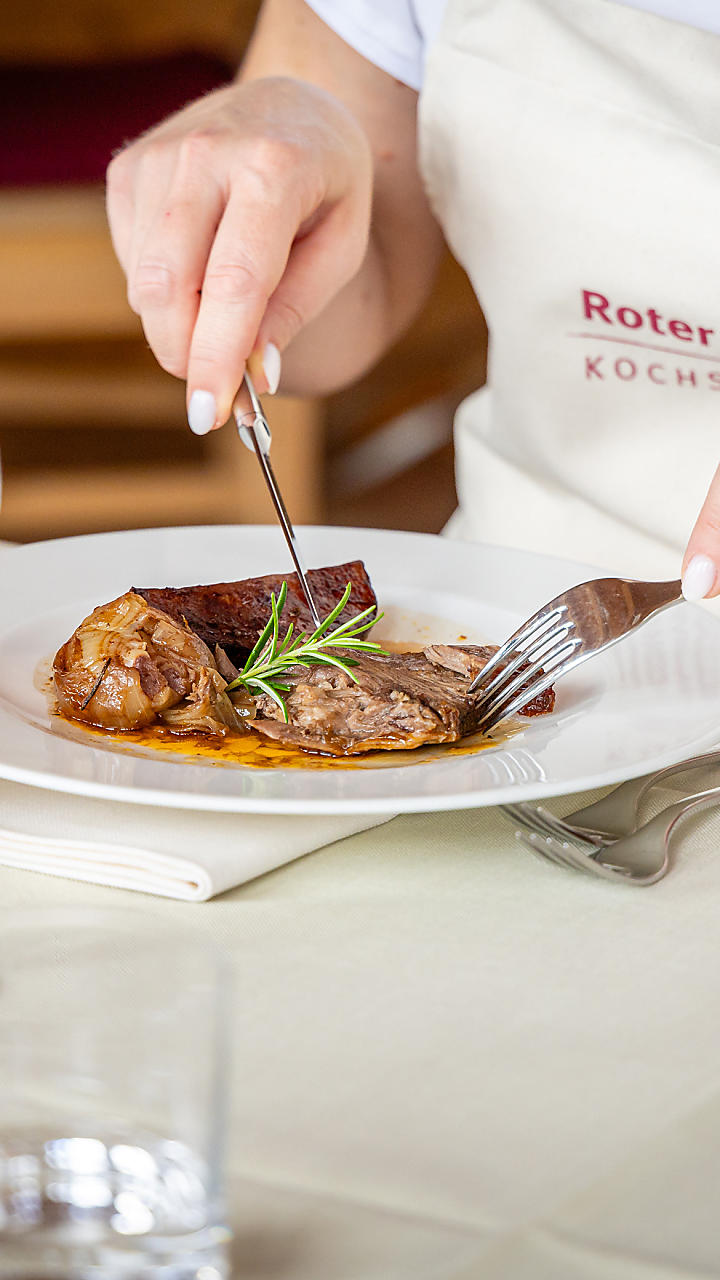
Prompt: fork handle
<box><xmin>600</xmin><ymin>783</ymin><xmax>720</xmax><ymax>880</ymax></box>
<box><xmin>565</xmin><ymin>577</ymin><xmax>682</xmax><ymax>646</ymax></box>
<box><xmin>565</xmin><ymin>748</ymin><xmax>720</xmax><ymax>838</ymax></box>
<box><xmin>621</xmin><ymin>577</ymin><xmax>683</xmax><ymax>624</ymax></box>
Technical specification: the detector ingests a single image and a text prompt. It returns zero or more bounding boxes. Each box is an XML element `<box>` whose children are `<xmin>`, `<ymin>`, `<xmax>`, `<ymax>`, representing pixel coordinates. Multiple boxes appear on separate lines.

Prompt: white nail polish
<box><xmin>682</xmin><ymin>553</ymin><xmax>717</xmax><ymax>602</ymax></box>
<box><xmin>188</xmin><ymin>389</ymin><xmax>217</xmax><ymax>436</ymax></box>
<box><xmin>262</xmin><ymin>343</ymin><xmax>281</xmax><ymax>395</ymax></box>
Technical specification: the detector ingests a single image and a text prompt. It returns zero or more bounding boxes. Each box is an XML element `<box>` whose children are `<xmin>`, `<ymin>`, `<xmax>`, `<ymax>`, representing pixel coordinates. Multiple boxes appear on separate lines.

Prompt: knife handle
<box><xmin>233</xmin><ymin>375</ymin><xmax>272</xmax><ymax>455</ymax></box>
<box><xmin>236</xmin><ymin>414</ymin><xmax>271</xmax><ymax>455</ymax></box>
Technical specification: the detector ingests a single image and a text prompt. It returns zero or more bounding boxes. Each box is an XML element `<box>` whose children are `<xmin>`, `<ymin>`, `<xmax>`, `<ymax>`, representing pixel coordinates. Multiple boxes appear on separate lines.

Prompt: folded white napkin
<box><xmin>0</xmin><ymin>779</ymin><xmax>392</xmax><ymax>901</ymax></box>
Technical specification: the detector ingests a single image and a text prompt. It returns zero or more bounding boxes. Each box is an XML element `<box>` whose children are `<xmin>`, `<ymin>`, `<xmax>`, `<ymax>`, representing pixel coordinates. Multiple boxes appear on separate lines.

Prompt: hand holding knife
<box><xmin>232</xmin><ymin>373</ymin><xmax>322</xmax><ymax>629</ymax></box>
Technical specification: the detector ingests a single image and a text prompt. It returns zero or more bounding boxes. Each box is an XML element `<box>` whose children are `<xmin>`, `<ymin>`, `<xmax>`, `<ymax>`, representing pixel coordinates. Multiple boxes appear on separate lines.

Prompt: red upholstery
<box><xmin>0</xmin><ymin>52</ymin><xmax>233</xmax><ymax>186</ymax></box>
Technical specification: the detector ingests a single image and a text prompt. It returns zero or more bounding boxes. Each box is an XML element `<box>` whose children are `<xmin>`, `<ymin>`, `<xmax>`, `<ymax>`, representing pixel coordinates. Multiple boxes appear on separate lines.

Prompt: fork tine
<box><xmin>471</xmin><ymin>622</ymin><xmax>576</xmax><ymax>719</ymax></box>
<box><xmin>518</xmin><ymin>830</ymin><xmax>636</xmax><ymax>878</ymax></box>
<box><xmin>478</xmin><ymin>664</ymin><xmax>562</xmax><ymax>733</ymax></box>
<box><xmin>471</xmin><ymin>576</ymin><xmax>683</xmax><ymax>733</ymax></box>
<box><xmin>526</xmin><ymin>807</ymin><xmax>607</xmax><ymax>849</ymax></box>
<box><xmin>503</xmin><ymin>805</ymin><xmax>638</xmax><ymax>877</ymax></box>
<box><xmin>503</xmin><ymin>802</ymin><xmax>569</xmax><ymax>862</ymax></box>
<box><xmin>505</xmin><ymin>804</ymin><xmax>623</xmax><ymax>867</ymax></box>
<box><xmin>468</xmin><ymin>605</ymin><xmax>567</xmax><ymax>693</ymax></box>
<box><xmin>510</xmin><ymin>820</ymin><xmax>630</xmax><ymax>877</ymax></box>
<box><xmin>515</xmin><ymin>830</ymin><xmax>577</xmax><ymax>871</ymax></box>
<box><xmin>471</xmin><ymin>618</ymin><xmax>574</xmax><ymax>711</ymax></box>
<box><xmin>475</xmin><ymin>637</ymin><xmax>581</xmax><ymax>732</ymax></box>
<box><xmin>512</xmin><ymin>825</ymin><xmax>589</xmax><ymax>873</ymax></box>
<box><xmin>505</xmin><ymin>802</ymin><xmax>583</xmax><ymax>843</ymax></box>
<box><xmin>504</xmin><ymin>803</ymin><xmax>594</xmax><ymax>854</ymax></box>
<box><xmin>503</xmin><ymin>804</ymin><xmax>585</xmax><ymax>872</ymax></box>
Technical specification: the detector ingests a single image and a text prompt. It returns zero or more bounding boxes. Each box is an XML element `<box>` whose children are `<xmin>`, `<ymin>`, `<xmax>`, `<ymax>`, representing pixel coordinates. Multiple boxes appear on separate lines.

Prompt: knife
<box><xmin>233</xmin><ymin>372</ymin><xmax>322</xmax><ymax>629</ymax></box>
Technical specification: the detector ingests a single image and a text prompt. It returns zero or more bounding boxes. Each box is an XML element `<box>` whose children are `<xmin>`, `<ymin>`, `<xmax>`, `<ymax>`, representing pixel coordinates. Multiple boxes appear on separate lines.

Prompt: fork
<box><xmin>558</xmin><ymin>748</ymin><xmax>720</xmax><ymax>841</ymax></box>
<box><xmin>502</xmin><ymin>748</ymin><xmax>720</xmax><ymax>848</ymax></box>
<box><xmin>505</xmin><ymin>784</ymin><xmax>720</xmax><ymax>884</ymax></box>
<box><xmin>504</xmin><ymin>801</ymin><xmax>639</xmax><ymax>877</ymax></box>
<box><xmin>468</xmin><ymin>577</ymin><xmax>683</xmax><ymax>732</ymax></box>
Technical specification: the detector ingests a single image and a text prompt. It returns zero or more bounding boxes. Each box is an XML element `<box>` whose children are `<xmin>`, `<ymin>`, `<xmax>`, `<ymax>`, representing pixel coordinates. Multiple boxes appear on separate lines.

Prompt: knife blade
<box><xmin>233</xmin><ymin>373</ymin><xmax>322</xmax><ymax>629</ymax></box>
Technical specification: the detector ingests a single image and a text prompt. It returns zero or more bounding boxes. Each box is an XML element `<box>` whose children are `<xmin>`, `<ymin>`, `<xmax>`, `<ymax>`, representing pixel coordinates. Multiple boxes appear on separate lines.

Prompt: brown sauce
<box><xmin>48</xmin><ymin>709</ymin><xmax>512</xmax><ymax>771</ymax></box>
<box><xmin>41</xmin><ymin>633</ymin><xmax>517</xmax><ymax>772</ymax></box>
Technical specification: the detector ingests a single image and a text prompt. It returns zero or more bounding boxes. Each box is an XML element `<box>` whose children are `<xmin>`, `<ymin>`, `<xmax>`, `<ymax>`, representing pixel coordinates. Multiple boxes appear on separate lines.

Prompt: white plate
<box><xmin>0</xmin><ymin>524</ymin><xmax>716</xmax><ymax>814</ymax></box>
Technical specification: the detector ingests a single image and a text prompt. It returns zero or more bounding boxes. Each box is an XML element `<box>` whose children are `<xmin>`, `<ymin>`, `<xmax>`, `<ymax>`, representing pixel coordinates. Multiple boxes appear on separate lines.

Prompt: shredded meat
<box><xmin>252</xmin><ymin>643</ymin><xmax>555</xmax><ymax>755</ymax></box>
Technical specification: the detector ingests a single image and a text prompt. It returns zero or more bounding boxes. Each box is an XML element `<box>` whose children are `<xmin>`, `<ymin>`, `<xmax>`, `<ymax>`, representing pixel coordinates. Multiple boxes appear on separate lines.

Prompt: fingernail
<box><xmin>262</xmin><ymin>342</ymin><xmax>281</xmax><ymax>395</ymax></box>
<box><xmin>188</xmin><ymin>389</ymin><xmax>217</xmax><ymax>436</ymax></box>
<box><xmin>682</xmin><ymin>553</ymin><xmax>717</xmax><ymax>602</ymax></box>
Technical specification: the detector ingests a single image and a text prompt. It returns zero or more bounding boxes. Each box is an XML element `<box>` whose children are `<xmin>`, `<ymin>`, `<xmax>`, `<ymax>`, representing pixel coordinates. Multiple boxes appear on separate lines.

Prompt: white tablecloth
<box><xmin>5</xmin><ymin>796</ymin><xmax>720</xmax><ymax>1279</ymax></box>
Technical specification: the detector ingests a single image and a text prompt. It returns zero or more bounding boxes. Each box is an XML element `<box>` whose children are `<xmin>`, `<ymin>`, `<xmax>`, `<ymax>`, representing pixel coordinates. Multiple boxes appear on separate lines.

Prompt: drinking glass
<box><xmin>0</xmin><ymin>908</ymin><xmax>231</xmax><ymax>1279</ymax></box>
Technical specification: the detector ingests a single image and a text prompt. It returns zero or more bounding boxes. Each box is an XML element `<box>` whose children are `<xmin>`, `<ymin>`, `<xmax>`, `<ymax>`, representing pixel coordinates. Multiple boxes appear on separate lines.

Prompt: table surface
<box><xmin>3</xmin><ymin>795</ymin><xmax>720</xmax><ymax>1280</ymax></box>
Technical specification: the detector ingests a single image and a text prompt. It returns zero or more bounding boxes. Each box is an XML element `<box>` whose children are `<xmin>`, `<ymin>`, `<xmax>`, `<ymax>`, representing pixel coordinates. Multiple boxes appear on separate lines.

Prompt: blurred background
<box><xmin>0</xmin><ymin>0</ymin><xmax>487</xmax><ymax>542</ymax></box>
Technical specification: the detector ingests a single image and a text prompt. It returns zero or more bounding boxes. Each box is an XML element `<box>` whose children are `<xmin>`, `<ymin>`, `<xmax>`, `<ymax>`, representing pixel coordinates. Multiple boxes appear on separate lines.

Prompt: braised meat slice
<box><xmin>251</xmin><ymin>643</ymin><xmax>555</xmax><ymax>756</ymax></box>
<box><xmin>134</xmin><ymin>561</ymin><xmax>377</xmax><ymax>667</ymax></box>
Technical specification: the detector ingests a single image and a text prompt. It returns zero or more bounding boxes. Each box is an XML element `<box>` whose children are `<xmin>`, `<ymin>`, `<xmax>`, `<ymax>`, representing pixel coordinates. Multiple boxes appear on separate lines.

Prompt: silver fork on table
<box><xmin>504</xmin><ymin>783</ymin><xmax>720</xmax><ymax>885</ymax></box>
<box><xmin>506</xmin><ymin>748</ymin><xmax>720</xmax><ymax>848</ymax></box>
<box><xmin>468</xmin><ymin>576</ymin><xmax>683</xmax><ymax>733</ymax></box>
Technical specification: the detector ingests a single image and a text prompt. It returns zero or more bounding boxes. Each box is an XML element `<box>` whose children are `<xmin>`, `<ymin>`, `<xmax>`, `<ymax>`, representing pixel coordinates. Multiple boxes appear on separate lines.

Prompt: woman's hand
<box><xmin>106</xmin><ymin>0</ymin><xmax>443</xmax><ymax>429</ymax></box>
<box><xmin>682</xmin><ymin>465</ymin><xmax>720</xmax><ymax>599</ymax></box>
<box><xmin>106</xmin><ymin>75</ymin><xmax>373</xmax><ymax>433</ymax></box>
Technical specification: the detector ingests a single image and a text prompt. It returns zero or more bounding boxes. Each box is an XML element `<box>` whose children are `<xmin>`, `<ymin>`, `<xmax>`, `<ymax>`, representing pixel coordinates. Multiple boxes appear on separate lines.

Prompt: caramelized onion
<box><xmin>53</xmin><ymin>592</ymin><xmax>247</xmax><ymax>734</ymax></box>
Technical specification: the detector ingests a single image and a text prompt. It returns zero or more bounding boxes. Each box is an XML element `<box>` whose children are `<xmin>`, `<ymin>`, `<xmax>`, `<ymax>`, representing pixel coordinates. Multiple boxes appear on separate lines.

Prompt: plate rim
<box><xmin>2</xmin><ymin>732</ymin><xmax>720</xmax><ymax>814</ymax></box>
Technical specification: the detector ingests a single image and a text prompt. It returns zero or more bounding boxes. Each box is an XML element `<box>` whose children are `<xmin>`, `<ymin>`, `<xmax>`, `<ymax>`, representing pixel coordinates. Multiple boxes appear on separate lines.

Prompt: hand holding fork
<box><xmin>469</xmin><ymin>576</ymin><xmax>683</xmax><ymax>732</ymax></box>
<box><xmin>475</xmin><ymin>572</ymin><xmax>720</xmax><ymax>884</ymax></box>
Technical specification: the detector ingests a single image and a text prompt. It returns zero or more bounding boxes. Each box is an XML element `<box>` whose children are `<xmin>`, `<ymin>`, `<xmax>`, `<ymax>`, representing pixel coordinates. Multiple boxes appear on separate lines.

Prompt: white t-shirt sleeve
<box><xmin>304</xmin><ymin>0</ymin><xmax>425</xmax><ymax>90</ymax></box>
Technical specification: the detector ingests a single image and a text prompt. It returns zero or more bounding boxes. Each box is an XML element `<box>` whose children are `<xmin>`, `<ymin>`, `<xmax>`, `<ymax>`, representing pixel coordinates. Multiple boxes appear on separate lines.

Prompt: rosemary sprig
<box><xmin>225</xmin><ymin>581</ymin><xmax>387</xmax><ymax>721</ymax></box>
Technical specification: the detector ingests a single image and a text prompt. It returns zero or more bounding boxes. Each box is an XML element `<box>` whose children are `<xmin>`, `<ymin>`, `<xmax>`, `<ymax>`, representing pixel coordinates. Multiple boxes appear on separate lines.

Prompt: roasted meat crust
<box><xmin>252</xmin><ymin>643</ymin><xmax>555</xmax><ymax>755</ymax></box>
<box><xmin>134</xmin><ymin>561</ymin><xmax>377</xmax><ymax>666</ymax></box>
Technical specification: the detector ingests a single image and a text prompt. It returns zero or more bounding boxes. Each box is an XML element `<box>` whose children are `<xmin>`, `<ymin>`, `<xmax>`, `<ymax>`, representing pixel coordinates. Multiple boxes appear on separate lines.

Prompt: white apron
<box><xmin>419</xmin><ymin>0</ymin><xmax>720</xmax><ymax>578</ymax></box>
